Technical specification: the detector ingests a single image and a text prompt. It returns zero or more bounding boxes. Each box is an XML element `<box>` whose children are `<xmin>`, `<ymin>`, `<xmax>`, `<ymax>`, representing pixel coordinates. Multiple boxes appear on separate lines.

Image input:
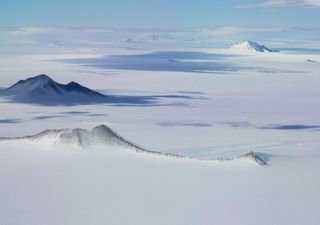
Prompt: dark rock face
<box><xmin>242</xmin><ymin>151</ymin><xmax>268</xmax><ymax>166</ymax></box>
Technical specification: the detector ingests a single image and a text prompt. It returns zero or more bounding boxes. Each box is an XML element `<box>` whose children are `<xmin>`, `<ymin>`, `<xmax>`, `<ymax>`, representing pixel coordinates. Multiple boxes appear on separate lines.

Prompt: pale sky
<box><xmin>0</xmin><ymin>0</ymin><xmax>319</xmax><ymax>28</ymax></box>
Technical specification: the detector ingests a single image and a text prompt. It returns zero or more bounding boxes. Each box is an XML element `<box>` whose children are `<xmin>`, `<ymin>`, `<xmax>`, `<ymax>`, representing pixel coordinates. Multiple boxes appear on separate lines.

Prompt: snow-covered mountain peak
<box><xmin>5</xmin><ymin>74</ymin><xmax>62</xmax><ymax>96</ymax></box>
<box><xmin>10</xmin><ymin>74</ymin><xmax>53</xmax><ymax>87</ymax></box>
<box><xmin>27</xmin><ymin>74</ymin><xmax>52</xmax><ymax>82</ymax></box>
<box><xmin>91</xmin><ymin>124</ymin><xmax>118</xmax><ymax>136</ymax></box>
<box><xmin>230</xmin><ymin>40</ymin><xmax>278</xmax><ymax>53</ymax></box>
<box><xmin>1</xmin><ymin>74</ymin><xmax>106</xmax><ymax>104</ymax></box>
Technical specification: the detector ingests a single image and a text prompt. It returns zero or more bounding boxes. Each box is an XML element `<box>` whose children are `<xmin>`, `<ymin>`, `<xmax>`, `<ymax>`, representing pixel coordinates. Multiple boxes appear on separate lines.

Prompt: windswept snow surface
<box><xmin>1</xmin><ymin>35</ymin><xmax>320</xmax><ymax>225</ymax></box>
<box><xmin>0</xmin><ymin>129</ymin><xmax>319</xmax><ymax>225</ymax></box>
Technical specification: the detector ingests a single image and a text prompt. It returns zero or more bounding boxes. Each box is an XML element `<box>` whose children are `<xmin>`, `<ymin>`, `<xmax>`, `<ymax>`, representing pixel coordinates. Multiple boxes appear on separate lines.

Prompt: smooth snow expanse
<box><xmin>0</xmin><ymin>132</ymin><xmax>319</xmax><ymax>225</ymax></box>
<box><xmin>1</xmin><ymin>35</ymin><xmax>320</xmax><ymax>225</ymax></box>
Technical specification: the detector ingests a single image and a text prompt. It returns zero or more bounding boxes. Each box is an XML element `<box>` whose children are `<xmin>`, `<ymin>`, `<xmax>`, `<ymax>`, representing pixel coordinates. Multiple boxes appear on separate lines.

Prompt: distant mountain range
<box><xmin>0</xmin><ymin>74</ymin><xmax>107</xmax><ymax>105</ymax></box>
<box><xmin>0</xmin><ymin>124</ymin><xmax>268</xmax><ymax>165</ymax></box>
<box><xmin>230</xmin><ymin>40</ymin><xmax>279</xmax><ymax>53</ymax></box>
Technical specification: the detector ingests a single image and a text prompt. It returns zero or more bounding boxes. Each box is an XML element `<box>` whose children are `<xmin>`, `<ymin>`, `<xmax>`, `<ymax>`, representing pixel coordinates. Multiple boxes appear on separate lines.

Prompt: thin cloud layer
<box><xmin>236</xmin><ymin>0</ymin><xmax>320</xmax><ymax>8</ymax></box>
<box><xmin>8</xmin><ymin>27</ymin><xmax>56</xmax><ymax>36</ymax></box>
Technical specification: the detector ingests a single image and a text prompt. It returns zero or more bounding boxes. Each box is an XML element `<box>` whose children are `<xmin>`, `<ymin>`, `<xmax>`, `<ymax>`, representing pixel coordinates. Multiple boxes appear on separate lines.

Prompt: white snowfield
<box><xmin>1</xmin><ymin>34</ymin><xmax>320</xmax><ymax>225</ymax></box>
<box><xmin>0</xmin><ymin>125</ymin><xmax>319</xmax><ymax>225</ymax></box>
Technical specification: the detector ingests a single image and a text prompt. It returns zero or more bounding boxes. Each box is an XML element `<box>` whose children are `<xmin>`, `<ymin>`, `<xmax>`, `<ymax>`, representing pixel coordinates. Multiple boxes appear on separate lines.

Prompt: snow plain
<box><xmin>0</xmin><ymin>34</ymin><xmax>320</xmax><ymax>225</ymax></box>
